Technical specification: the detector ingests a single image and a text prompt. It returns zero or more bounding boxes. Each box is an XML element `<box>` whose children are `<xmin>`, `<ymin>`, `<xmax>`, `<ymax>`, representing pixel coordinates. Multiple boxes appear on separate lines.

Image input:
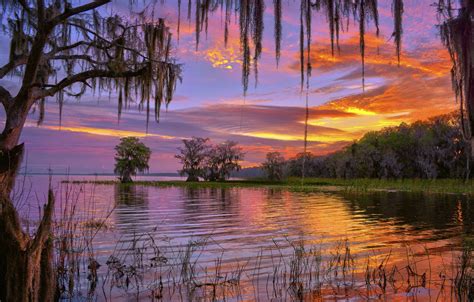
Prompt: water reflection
<box><xmin>113</xmin><ymin>185</ymin><xmax>150</xmax><ymax>234</ymax></box>
<box><xmin>179</xmin><ymin>187</ymin><xmax>241</xmax><ymax>234</ymax></box>
<box><xmin>342</xmin><ymin>192</ymin><xmax>473</xmax><ymax>236</ymax></box>
<box><xmin>114</xmin><ymin>184</ymin><xmax>148</xmax><ymax>206</ymax></box>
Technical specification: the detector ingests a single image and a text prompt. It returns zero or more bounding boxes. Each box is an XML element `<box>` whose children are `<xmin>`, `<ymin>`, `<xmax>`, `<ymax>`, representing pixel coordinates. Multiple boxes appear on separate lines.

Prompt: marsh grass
<box><xmin>53</xmin><ymin>179</ymin><xmax>115</xmax><ymax>300</ymax></box>
<box><xmin>65</xmin><ymin>177</ymin><xmax>474</xmax><ymax>195</ymax></box>
<box><xmin>52</xmin><ymin>221</ymin><xmax>474</xmax><ymax>301</ymax></box>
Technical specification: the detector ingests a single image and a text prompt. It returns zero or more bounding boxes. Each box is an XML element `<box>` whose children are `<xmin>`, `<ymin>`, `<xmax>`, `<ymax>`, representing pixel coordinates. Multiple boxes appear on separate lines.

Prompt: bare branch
<box><xmin>50</xmin><ymin>54</ymin><xmax>105</xmax><ymax>65</ymax></box>
<box><xmin>21</xmin><ymin>31</ymin><xmax>50</xmax><ymax>88</ymax></box>
<box><xmin>49</xmin><ymin>0</ymin><xmax>110</xmax><ymax>26</ymax></box>
<box><xmin>49</xmin><ymin>41</ymin><xmax>90</xmax><ymax>54</ymax></box>
<box><xmin>14</xmin><ymin>0</ymin><xmax>32</xmax><ymax>14</ymax></box>
<box><xmin>0</xmin><ymin>56</ymin><xmax>28</xmax><ymax>79</ymax></box>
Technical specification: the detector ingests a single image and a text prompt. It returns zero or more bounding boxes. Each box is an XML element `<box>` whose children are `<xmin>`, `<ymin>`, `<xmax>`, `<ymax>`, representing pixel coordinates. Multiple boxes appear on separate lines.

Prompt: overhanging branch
<box><xmin>49</xmin><ymin>0</ymin><xmax>110</xmax><ymax>26</ymax></box>
<box><xmin>37</xmin><ymin>67</ymin><xmax>149</xmax><ymax>99</ymax></box>
<box><xmin>0</xmin><ymin>56</ymin><xmax>28</xmax><ymax>79</ymax></box>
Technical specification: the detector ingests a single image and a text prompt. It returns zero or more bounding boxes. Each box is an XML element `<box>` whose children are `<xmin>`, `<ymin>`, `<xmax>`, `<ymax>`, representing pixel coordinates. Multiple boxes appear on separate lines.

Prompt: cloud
<box><xmin>39</xmin><ymin>125</ymin><xmax>176</xmax><ymax>139</ymax></box>
<box><xmin>281</xmin><ymin>31</ymin><xmax>454</xmax><ymax>136</ymax></box>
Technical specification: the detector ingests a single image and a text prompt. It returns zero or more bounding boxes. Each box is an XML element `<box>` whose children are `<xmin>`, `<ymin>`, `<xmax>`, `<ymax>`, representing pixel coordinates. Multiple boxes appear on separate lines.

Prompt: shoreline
<box><xmin>62</xmin><ymin>177</ymin><xmax>474</xmax><ymax>195</ymax></box>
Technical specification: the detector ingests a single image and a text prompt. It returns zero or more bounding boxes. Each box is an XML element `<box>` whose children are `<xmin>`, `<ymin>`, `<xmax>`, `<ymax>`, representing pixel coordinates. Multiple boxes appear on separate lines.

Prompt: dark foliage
<box><xmin>287</xmin><ymin>113</ymin><xmax>472</xmax><ymax>179</ymax></box>
<box><xmin>114</xmin><ymin>137</ymin><xmax>151</xmax><ymax>183</ymax></box>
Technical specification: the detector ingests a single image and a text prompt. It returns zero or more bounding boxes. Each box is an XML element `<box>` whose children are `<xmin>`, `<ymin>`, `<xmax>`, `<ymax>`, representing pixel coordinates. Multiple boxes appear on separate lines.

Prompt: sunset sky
<box><xmin>0</xmin><ymin>0</ymin><xmax>456</xmax><ymax>173</ymax></box>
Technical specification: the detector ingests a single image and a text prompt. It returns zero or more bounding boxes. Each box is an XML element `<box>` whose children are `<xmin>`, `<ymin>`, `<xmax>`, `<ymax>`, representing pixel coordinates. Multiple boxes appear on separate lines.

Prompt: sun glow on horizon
<box><xmin>237</xmin><ymin>131</ymin><xmax>351</xmax><ymax>143</ymax></box>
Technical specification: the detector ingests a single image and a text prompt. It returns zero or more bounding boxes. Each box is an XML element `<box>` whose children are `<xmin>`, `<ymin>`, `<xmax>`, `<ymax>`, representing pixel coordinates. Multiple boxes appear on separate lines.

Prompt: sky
<box><xmin>0</xmin><ymin>0</ymin><xmax>456</xmax><ymax>174</ymax></box>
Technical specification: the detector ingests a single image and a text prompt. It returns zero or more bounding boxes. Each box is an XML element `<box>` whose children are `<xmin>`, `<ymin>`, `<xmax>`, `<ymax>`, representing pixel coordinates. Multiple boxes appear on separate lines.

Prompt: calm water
<box><xmin>16</xmin><ymin>175</ymin><xmax>474</xmax><ymax>301</ymax></box>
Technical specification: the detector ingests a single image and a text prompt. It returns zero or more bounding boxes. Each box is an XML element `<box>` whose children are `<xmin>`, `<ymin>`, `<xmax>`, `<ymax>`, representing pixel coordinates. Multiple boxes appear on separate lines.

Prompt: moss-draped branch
<box><xmin>0</xmin><ymin>0</ymin><xmax>182</xmax><ymax>128</ymax></box>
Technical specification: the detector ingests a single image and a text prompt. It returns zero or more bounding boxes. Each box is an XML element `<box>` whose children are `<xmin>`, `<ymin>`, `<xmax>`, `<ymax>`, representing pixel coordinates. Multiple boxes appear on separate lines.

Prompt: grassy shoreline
<box><xmin>63</xmin><ymin>177</ymin><xmax>474</xmax><ymax>195</ymax></box>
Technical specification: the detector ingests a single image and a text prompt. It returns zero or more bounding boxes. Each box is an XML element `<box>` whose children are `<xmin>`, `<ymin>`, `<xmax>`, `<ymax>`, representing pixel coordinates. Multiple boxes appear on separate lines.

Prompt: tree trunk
<box><xmin>0</xmin><ymin>173</ymin><xmax>56</xmax><ymax>302</ymax></box>
<box><xmin>186</xmin><ymin>174</ymin><xmax>199</xmax><ymax>182</ymax></box>
<box><xmin>0</xmin><ymin>190</ymin><xmax>56</xmax><ymax>302</ymax></box>
<box><xmin>120</xmin><ymin>169</ymin><xmax>133</xmax><ymax>183</ymax></box>
<box><xmin>0</xmin><ymin>100</ymin><xmax>56</xmax><ymax>301</ymax></box>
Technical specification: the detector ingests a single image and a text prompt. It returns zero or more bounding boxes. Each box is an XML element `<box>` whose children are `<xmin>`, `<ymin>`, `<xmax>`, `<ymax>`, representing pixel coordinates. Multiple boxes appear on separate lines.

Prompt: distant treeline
<box><xmin>285</xmin><ymin>113</ymin><xmax>471</xmax><ymax>179</ymax></box>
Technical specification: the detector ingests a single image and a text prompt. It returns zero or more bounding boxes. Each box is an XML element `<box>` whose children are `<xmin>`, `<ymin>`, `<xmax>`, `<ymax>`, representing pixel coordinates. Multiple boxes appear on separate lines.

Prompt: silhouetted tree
<box><xmin>438</xmin><ymin>0</ymin><xmax>474</xmax><ymax>152</ymax></box>
<box><xmin>175</xmin><ymin>137</ymin><xmax>209</xmax><ymax>181</ymax></box>
<box><xmin>262</xmin><ymin>151</ymin><xmax>285</xmax><ymax>181</ymax></box>
<box><xmin>114</xmin><ymin>137</ymin><xmax>151</xmax><ymax>183</ymax></box>
<box><xmin>287</xmin><ymin>113</ymin><xmax>471</xmax><ymax>180</ymax></box>
<box><xmin>204</xmin><ymin>141</ymin><xmax>244</xmax><ymax>181</ymax></box>
<box><xmin>287</xmin><ymin>152</ymin><xmax>318</xmax><ymax>177</ymax></box>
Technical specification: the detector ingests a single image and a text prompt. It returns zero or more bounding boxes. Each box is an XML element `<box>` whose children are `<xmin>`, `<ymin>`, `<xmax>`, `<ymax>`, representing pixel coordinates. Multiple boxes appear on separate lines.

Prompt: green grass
<box><xmin>64</xmin><ymin>177</ymin><xmax>474</xmax><ymax>195</ymax></box>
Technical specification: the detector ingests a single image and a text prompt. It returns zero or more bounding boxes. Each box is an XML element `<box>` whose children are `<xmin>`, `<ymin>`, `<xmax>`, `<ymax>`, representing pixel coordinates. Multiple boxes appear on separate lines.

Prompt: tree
<box><xmin>114</xmin><ymin>137</ymin><xmax>151</xmax><ymax>183</ymax></box>
<box><xmin>204</xmin><ymin>141</ymin><xmax>244</xmax><ymax>181</ymax></box>
<box><xmin>439</xmin><ymin>0</ymin><xmax>474</xmax><ymax>153</ymax></box>
<box><xmin>0</xmin><ymin>1</ymin><xmax>180</xmax><ymax>301</ymax></box>
<box><xmin>175</xmin><ymin>137</ymin><xmax>209</xmax><ymax>181</ymax></box>
<box><xmin>293</xmin><ymin>112</ymin><xmax>472</xmax><ymax>180</ymax></box>
<box><xmin>262</xmin><ymin>151</ymin><xmax>285</xmax><ymax>181</ymax></box>
<box><xmin>287</xmin><ymin>152</ymin><xmax>317</xmax><ymax>177</ymax></box>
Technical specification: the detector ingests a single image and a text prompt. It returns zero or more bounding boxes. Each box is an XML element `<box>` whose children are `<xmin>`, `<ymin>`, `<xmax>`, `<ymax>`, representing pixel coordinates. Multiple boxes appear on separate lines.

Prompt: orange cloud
<box><xmin>40</xmin><ymin>125</ymin><xmax>176</xmax><ymax>139</ymax></box>
<box><xmin>290</xmin><ymin>34</ymin><xmax>451</xmax><ymax>77</ymax></box>
<box><xmin>204</xmin><ymin>39</ymin><xmax>243</xmax><ymax>70</ymax></box>
<box><xmin>278</xmin><ymin>32</ymin><xmax>456</xmax><ymax>151</ymax></box>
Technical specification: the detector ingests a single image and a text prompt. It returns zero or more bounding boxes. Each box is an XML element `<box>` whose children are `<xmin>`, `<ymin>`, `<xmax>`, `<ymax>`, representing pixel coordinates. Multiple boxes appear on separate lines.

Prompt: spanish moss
<box><xmin>240</xmin><ymin>0</ymin><xmax>251</xmax><ymax>94</ymax></box>
<box><xmin>439</xmin><ymin>0</ymin><xmax>473</xmax><ymax>149</ymax></box>
<box><xmin>178</xmin><ymin>0</ymin><xmax>387</xmax><ymax>95</ymax></box>
<box><xmin>195</xmin><ymin>0</ymin><xmax>201</xmax><ymax>49</ymax></box>
<box><xmin>299</xmin><ymin>0</ymin><xmax>312</xmax><ymax>91</ymax></box>
<box><xmin>224</xmin><ymin>0</ymin><xmax>232</xmax><ymax>47</ymax></box>
<box><xmin>252</xmin><ymin>0</ymin><xmax>265</xmax><ymax>85</ymax></box>
<box><xmin>177</xmin><ymin>0</ymin><xmax>182</xmax><ymax>41</ymax></box>
<box><xmin>236</xmin><ymin>0</ymin><xmax>265</xmax><ymax>94</ymax></box>
<box><xmin>274</xmin><ymin>0</ymin><xmax>282</xmax><ymax>65</ymax></box>
<box><xmin>392</xmin><ymin>0</ymin><xmax>404</xmax><ymax>65</ymax></box>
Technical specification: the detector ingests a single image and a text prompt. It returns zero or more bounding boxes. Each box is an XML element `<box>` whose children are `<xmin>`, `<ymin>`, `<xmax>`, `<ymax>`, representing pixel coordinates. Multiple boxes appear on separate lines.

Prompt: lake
<box><xmin>15</xmin><ymin>175</ymin><xmax>474</xmax><ymax>301</ymax></box>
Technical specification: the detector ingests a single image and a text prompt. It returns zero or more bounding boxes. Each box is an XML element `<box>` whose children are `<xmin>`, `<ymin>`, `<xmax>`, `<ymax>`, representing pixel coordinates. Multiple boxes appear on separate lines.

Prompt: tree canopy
<box><xmin>0</xmin><ymin>0</ymin><xmax>181</xmax><ymax>150</ymax></box>
<box><xmin>204</xmin><ymin>140</ymin><xmax>245</xmax><ymax>181</ymax></box>
<box><xmin>287</xmin><ymin>113</ymin><xmax>471</xmax><ymax>179</ymax></box>
<box><xmin>262</xmin><ymin>151</ymin><xmax>285</xmax><ymax>181</ymax></box>
<box><xmin>114</xmin><ymin>136</ymin><xmax>151</xmax><ymax>183</ymax></box>
<box><xmin>175</xmin><ymin>136</ymin><xmax>210</xmax><ymax>181</ymax></box>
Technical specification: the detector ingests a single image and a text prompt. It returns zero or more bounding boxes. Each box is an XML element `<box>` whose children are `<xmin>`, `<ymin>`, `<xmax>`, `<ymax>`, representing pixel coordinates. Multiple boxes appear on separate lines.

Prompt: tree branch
<box><xmin>49</xmin><ymin>41</ymin><xmax>90</xmax><ymax>54</ymax></box>
<box><xmin>30</xmin><ymin>189</ymin><xmax>55</xmax><ymax>255</ymax></box>
<box><xmin>17</xmin><ymin>0</ymin><xmax>32</xmax><ymax>14</ymax></box>
<box><xmin>37</xmin><ymin>67</ymin><xmax>148</xmax><ymax>99</ymax></box>
<box><xmin>37</xmin><ymin>0</ymin><xmax>45</xmax><ymax>26</ymax></box>
<box><xmin>0</xmin><ymin>86</ymin><xmax>13</xmax><ymax>112</ymax></box>
<box><xmin>56</xmin><ymin>22</ymin><xmax>173</xmax><ymax>65</ymax></box>
<box><xmin>50</xmin><ymin>54</ymin><xmax>105</xmax><ymax>65</ymax></box>
<box><xmin>21</xmin><ymin>28</ymin><xmax>50</xmax><ymax>88</ymax></box>
<box><xmin>0</xmin><ymin>56</ymin><xmax>28</xmax><ymax>79</ymax></box>
<box><xmin>49</xmin><ymin>0</ymin><xmax>110</xmax><ymax>26</ymax></box>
